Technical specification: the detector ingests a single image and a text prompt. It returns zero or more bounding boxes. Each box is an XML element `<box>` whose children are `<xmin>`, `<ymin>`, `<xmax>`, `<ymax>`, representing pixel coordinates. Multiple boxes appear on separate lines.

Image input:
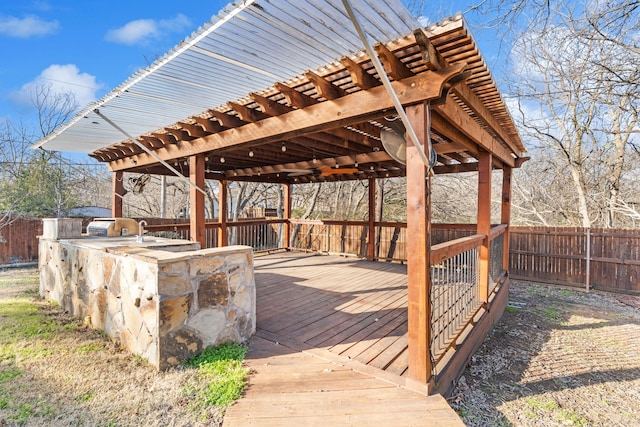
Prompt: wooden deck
<box><xmin>255</xmin><ymin>252</ymin><xmax>410</xmax><ymax>376</ymax></box>
<box><xmin>224</xmin><ymin>252</ymin><xmax>464</xmax><ymax>426</ymax></box>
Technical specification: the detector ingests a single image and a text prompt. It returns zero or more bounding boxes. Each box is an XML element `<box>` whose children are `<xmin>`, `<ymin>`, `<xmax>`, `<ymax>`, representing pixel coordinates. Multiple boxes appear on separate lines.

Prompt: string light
<box><xmin>249</xmin><ymin>149</ymin><xmax>254</xmax><ymax>157</ymax></box>
<box><xmin>220</xmin><ymin>157</ymin><xmax>225</xmax><ymax>163</ymax></box>
<box><xmin>281</xmin><ymin>143</ymin><xmax>287</xmax><ymax>152</ymax></box>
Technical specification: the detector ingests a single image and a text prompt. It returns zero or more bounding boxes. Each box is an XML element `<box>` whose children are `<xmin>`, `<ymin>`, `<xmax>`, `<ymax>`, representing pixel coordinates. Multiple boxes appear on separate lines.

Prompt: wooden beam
<box><xmin>450</xmin><ymin>83</ymin><xmax>523</xmax><ymax>156</ymax></box>
<box><xmin>91</xmin><ymin>151</ymin><xmax>108</xmax><ymax>162</ymax></box>
<box><xmin>501</xmin><ymin>166</ymin><xmax>512</xmax><ymax>273</ymax></box>
<box><xmin>192</xmin><ymin>116</ymin><xmax>225</xmax><ymax>133</ymax></box>
<box><xmin>139</xmin><ymin>135</ymin><xmax>164</xmax><ymax>149</ymax></box>
<box><xmin>249</xmin><ymin>92</ymin><xmax>293</xmax><ymax>116</ymax></box>
<box><xmin>155</xmin><ymin>133</ymin><xmax>177</xmax><ymax>146</ymax></box>
<box><xmin>477</xmin><ymin>150</ymin><xmax>492</xmax><ymax>303</ymax></box>
<box><xmin>164</xmin><ymin>127</ymin><xmax>191</xmax><ymax>141</ymax></box>
<box><xmin>368</xmin><ymin>178</ymin><xmax>376</xmax><ymax>261</ymax></box>
<box><xmin>274</xmin><ymin>82</ymin><xmax>318</xmax><ymax>108</ymax></box>
<box><xmin>283</xmin><ymin>183</ymin><xmax>292</xmax><ymax>248</ymax></box>
<box><xmin>304</xmin><ymin>70</ymin><xmax>348</xmax><ymax>100</ymax></box>
<box><xmin>218</xmin><ymin>179</ymin><xmax>228</xmax><ymax>247</ymax></box>
<box><xmin>227</xmin><ymin>101</ymin><xmax>270</xmax><ymax>122</ymax></box>
<box><xmin>413</xmin><ymin>28</ymin><xmax>444</xmax><ymax>70</ymax></box>
<box><xmin>375</xmin><ymin>42</ymin><xmax>414</xmax><ymax>80</ymax></box>
<box><xmin>209</xmin><ymin>110</ymin><xmax>246</xmax><ymax>128</ymax></box>
<box><xmin>341</xmin><ymin>56</ymin><xmax>380</xmax><ymax>90</ymax></box>
<box><xmin>177</xmin><ymin>122</ymin><xmax>207</xmax><ymax>138</ymax></box>
<box><xmin>190</xmin><ymin>154</ymin><xmax>206</xmax><ymax>249</ymax></box>
<box><xmin>112</xmin><ymin>171</ymin><xmax>123</xmax><ymax>218</ymax></box>
<box><xmin>108</xmin><ymin>65</ymin><xmax>467</xmax><ymax>172</ymax></box>
<box><xmin>432</xmin><ymin>162</ymin><xmax>478</xmax><ymax>175</ymax></box>
<box><xmin>405</xmin><ymin>102</ymin><xmax>433</xmax><ymax>386</ymax></box>
<box><xmin>224</xmin><ymin>151</ymin><xmax>393</xmax><ymax>178</ymax></box>
<box><xmin>434</xmin><ymin>96</ymin><xmax>515</xmax><ymax>167</ymax></box>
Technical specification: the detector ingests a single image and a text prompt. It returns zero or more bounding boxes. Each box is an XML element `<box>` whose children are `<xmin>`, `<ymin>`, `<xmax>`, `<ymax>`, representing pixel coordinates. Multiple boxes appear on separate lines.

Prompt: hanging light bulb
<box><xmin>220</xmin><ymin>157</ymin><xmax>225</xmax><ymax>163</ymax></box>
<box><xmin>249</xmin><ymin>149</ymin><xmax>254</xmax><ymax>157</ymax></box>
<box><xmin>281</xmin><ymin>143</ymin><xmax>287</xmax><ymax>152</ymax></box>
<box><xmin>354</xmin><ymin>162</ymin><xmax>359</xmax><ymax>168</ymax></box>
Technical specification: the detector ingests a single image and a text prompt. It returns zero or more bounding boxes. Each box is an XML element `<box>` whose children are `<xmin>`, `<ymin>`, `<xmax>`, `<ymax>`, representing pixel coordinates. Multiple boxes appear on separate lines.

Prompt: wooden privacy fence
<box><xmin>4</xmin><ymin>217</ymin><xmax>640</xmax><ymax>294</ymax></box>
<box><xmin>510</xmin><ymin>226</ymin><xmax>640</xmax><ymax>294</ymax></box>
<box><xmin>0</xmin><ymin>217</ymin><xmax>42</xmax><ymax>264</ymax></box>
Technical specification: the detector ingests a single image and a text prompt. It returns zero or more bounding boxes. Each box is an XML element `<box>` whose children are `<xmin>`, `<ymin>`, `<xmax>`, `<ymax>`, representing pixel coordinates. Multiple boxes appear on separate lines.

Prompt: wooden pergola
<box><xmin>42</xmin><ymin>11</ymin><xmax>526</xmax><ymax>392</ymax></box>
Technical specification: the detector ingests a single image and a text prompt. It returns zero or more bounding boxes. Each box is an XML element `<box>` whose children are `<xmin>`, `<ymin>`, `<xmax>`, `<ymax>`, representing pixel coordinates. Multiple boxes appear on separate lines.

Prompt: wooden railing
<box><xmin>146</xmin><ymin>219</ymin><xmax>288</xmax><ymax>252</ymax></box>
<box><xmin>428</xmin><ymin>225</ymin><xmax>507</xmax><ymax>365</ymax></box>
<box><xmin>430</xmin><ymin>234</ymin><xmax>484</xmax><ymax>363</ymax></box>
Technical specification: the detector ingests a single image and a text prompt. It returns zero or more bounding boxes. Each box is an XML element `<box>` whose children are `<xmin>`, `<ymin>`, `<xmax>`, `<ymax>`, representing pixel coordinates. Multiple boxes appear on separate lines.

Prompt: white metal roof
<box><xmin>33</xmin><ymin>0</ymin><xmax>419</xmax><ymax>153</ymax></box>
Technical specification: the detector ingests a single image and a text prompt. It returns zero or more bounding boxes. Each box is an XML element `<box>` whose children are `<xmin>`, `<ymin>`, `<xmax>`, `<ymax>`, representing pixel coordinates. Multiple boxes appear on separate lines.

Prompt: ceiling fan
<box><xmin>128</xmin><ymin>174</ymin><xmax>151</xmax><ymax>194</ymax></box>
<box><xmin>380</xmin><ymin>118</ymin><xmax>407</xmax><ymax>165</ymax></box>
<box><xmin>283</xmin><ymin>164</ymin><xmax>359</xmax><ymax>177</ymax></box>
<box><xmin>380</xmin><ymin>117</ymin><xmax>437</xmax><ymax>167</ymax></box>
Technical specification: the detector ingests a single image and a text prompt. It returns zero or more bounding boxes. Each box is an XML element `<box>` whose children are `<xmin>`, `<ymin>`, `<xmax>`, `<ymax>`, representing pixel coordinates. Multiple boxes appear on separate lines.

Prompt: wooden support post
<box><xmin>189</xmin><ymin>154</ymin><xmax>206</xmax><ymax>249</ymax></box>
<box><xmin>368</xmin><ymin>178</ymin><xmax>376</xmax><ymax>261</ymax></box>
<box><xmin>501</xmin><ymin>167</ymin><xmax>512</xmax><ymax>274</ymax></box>
<box><xmin>112</xmin><ymin>171</ymin><xmax>123</xmax><ymax>218</ymax></box>
<box><xmin>405</xmin><ymin>102</ymin><xmax>432</xmax><ymax>384</ymax></box>
<box><xmin>478</xmin><ymin>150</ymin><xmax>492</xmax><ymax>303</ymax></box>
<box><xmin>283</xmin><ymin>183</ymin><xmax>292</xmax><ymax>249</ymax></box>
<box><xmin>218</xmin><ymin>179</ymin><xmax>228</xmax><ymax>247</ymax></box>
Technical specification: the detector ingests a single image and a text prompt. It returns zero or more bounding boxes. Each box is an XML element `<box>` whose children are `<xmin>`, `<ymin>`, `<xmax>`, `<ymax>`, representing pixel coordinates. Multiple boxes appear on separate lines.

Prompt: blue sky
<box><xmin>0</xmin><ymin>0</ymin><xmax>500</xmax><ymax>133</ymax></box>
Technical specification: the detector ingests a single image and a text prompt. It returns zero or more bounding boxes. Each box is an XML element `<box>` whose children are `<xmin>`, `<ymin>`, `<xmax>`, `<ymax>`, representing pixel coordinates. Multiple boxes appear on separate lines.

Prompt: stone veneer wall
<box><xmin>39</xmin><ymin>239</ymin><xmax>256</xmax><ymax>369</ymax></box>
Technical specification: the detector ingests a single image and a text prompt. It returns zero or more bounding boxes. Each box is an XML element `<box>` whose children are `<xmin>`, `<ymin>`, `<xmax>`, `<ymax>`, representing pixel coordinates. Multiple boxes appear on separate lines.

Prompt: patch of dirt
<box><xmin>448</xmin><ymin>281</ymin><xmax>640</xmax><ymax>426</ymax></box>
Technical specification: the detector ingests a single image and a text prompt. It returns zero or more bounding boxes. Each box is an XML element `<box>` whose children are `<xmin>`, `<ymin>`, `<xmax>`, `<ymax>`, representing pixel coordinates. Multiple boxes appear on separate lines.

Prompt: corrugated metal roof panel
<box><xmin>34</xmin><ymin>0</ymin><xmax>418</xmax><ymax>153</ymax></box>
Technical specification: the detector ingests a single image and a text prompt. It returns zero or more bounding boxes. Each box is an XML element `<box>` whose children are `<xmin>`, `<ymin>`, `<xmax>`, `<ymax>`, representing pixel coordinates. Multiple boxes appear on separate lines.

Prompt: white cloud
<box><xmin>105</xmin><ymin>14</ymin><xmax>191</xmax><ymax>46</ymax></box>
<box><xmin>10</xmin><ymin>64</ymin><xmax>103</xmax><ymax>109</ymax></box>
<box><xmin>0</xmin><ymin>15</ymin><xmax>59</xmax><ymax>38</ymax></box>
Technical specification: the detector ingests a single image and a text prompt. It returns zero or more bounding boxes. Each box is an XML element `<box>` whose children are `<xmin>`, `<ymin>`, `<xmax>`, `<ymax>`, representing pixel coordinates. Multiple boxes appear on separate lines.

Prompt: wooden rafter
<box><xmin>374</xmin><ymin>43</ymin><xmax>414</xmax><ymax>80</ymax></box>
<box><xmin>340</xmin><ymin>56</ymin><xmax>380</xmax><ymax>90</ymax></box>
<box><xmin>108</xmin><ymin>65</ymin><xmax>467</xmax><ymax>172</ymax></box>
<box><xmin>305</xmin><ymin>71</ymin><xmax>348</xmax><ymax>100</ymax></box>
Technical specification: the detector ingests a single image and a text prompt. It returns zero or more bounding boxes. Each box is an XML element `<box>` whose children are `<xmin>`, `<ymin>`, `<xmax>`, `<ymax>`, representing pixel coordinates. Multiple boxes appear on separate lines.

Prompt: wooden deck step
<box><xmin>223</xmin><ymin>335</ymin><xmax>464</xmax><ymax>427</ymax></box>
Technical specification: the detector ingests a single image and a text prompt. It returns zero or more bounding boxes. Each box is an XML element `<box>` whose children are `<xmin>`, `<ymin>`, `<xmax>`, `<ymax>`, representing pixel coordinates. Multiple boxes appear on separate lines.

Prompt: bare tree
<box><xmin>506</xmin><ymin>1</ymin><xmax>639</xmax><ymax>228</ymax></box>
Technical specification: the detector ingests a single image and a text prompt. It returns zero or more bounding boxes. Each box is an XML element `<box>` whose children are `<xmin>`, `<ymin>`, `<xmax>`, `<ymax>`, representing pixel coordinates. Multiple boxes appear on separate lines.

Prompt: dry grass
<box><xmin>449</xmin><ymin>281</ymin><xmax>640</xmax><ymax>426</ymax></box>
<box><xmin>0</xmin><ymin>267</ymin><xmax>231</xmax><ymax>426</ymax></box>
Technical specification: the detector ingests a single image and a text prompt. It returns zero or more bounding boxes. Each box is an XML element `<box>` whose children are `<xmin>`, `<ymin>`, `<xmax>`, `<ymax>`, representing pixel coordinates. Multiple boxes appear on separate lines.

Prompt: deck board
<box><xmin>224</xmin><ymin>334</ymin><xmax>464</xmax><ymax>427</ymax></box>
<box><xmin>254</xmin><ymin>252</ymin><xmax>410</xmax><ymax>373</ymax></box>
<box><xmin>223</xmin><ymin>252</ymin><xmax>464</xmax><ymax>426</ymax></box>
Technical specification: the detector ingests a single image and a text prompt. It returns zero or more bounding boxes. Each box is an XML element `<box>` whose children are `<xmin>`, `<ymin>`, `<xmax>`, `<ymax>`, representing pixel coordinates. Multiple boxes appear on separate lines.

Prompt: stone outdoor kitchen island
<box><xmin>39</xmin><ymin>235</ymin><xmax>256</xmax><ymax>369</ymax></box>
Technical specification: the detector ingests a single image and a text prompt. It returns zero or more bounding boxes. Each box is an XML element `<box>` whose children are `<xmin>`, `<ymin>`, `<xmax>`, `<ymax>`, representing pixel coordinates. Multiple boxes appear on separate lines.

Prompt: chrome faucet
<box><xmin>137</xmin><ymin>220</ymin><xmax>147</xmax><ymax>243</ymax></box>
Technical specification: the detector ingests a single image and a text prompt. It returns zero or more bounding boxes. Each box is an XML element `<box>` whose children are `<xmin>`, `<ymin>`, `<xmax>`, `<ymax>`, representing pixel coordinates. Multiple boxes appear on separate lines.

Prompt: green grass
<box><xmin>0</xmin><ymin>368</ymin><xmax>22</xmax><ymax>383</ymax></box>
<box><xmin>75</xmin><ymin>391</ymin><xmax>96</xmax><ymax>403</ymax></box>
<box><xmin>77</xmin><ymin>343</ymin><xmax>104</xmax><ymax>353</ymax></box>
<box><xmin>0</xmin><ymin>269</ymin><xmax>39</xmax><ymax>289</ymax></box>
<box><xmin>182</xmin><ymin>343</ymin><xmax>250</xmax><ymax>417</ymax></box>
<box><xmin>543</xmin><ymin>306</ymin><xmax>561</xmax><ymax>320</ymax></box>
<box><xmin>0</xmin><ymin>267</ymin><xmax>250</xmax><ymax>425</ymax></box>
<box><xmin>0</xmin><ymin>269</ymin><xmax>67</xmax><ymax>423</ymax></box>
